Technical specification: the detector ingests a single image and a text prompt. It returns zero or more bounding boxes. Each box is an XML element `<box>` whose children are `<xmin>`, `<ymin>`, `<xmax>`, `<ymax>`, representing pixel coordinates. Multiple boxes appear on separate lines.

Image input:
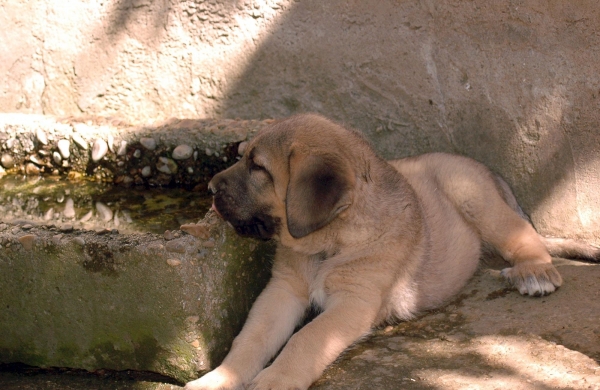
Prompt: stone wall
<box><xmin>1</xmin><ymin>0</ymin><xmax>599</xmax><ymax>243</ymax></box>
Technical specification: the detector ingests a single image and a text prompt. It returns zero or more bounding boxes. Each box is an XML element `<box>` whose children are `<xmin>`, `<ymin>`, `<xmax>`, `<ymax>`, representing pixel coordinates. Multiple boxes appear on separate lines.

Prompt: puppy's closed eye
<box><xmin>248</xmin><ymin>159</ymin><xmax>273</xmax><ymax>183</ymax></box>
<box><xmin>249</xmin><ymin>159</ymin><xmax>266</xmax><ymax>172</ymax></box>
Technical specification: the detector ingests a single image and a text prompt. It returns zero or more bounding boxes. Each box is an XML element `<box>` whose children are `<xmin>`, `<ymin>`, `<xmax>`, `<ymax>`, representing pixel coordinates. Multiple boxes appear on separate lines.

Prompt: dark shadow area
<box><xmin>219</xmin><ymin>1</ymin><xmax>454</xmax><ymax>159</ymax></box>
<box><xmin>0</xmin><ymin>363</ymin><xmax>182</xmax><ymax>389</ymax></box>
<box><xmin>102</xmin><ymin>0</ymin><xmax>244</xmax><ymax>41</ymax></box>
<box><xmin>104</xmin><ymin>0</ymin><xmax>170</xmax><ymax>41</ymax></box>
<box><xmin>216</xmin><ymin>0</ymin><xmax>600</xmax><ymax>239</ymax></box>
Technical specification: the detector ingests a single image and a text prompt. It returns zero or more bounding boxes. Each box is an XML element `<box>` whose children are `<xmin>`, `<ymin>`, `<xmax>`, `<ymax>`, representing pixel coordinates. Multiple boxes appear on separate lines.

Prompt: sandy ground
<box><xmin>1</xmin><ymin>258</ymin><xmax>599</xmax><ymax>390</ymax></box>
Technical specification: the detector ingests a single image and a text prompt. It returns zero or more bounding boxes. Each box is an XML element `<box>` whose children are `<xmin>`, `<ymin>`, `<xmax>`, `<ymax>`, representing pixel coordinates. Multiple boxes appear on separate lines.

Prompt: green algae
<box><xmin>0</xmin><ymin>216</ymin><xmax>274</xmax><ymax>383</ymax></box>
<box><xmin>0</xmin><ymin>175</ymin><xmax>212</xmax><ymax>234</ymax></box>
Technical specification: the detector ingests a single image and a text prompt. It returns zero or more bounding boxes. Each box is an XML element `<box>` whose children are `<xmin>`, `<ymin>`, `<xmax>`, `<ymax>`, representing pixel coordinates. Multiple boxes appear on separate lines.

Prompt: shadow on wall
<box><xmin>69</xmin><ymin>0</ymin><xmax>598</xmax><ymax>236</ymax></box>
<box><xmin>217</xmin><ymin>0</ymin><xmax>600</xmax><ymax>241</ymax></box>
<box><xmin>104</xmin><ymin>0</ymin><xmax>171</xmax><ymax>39</ymax></box>
<box><xmin>73</xmin><ymin>0</ymin><xmax>264</xmax><ymax>118</ymax></box>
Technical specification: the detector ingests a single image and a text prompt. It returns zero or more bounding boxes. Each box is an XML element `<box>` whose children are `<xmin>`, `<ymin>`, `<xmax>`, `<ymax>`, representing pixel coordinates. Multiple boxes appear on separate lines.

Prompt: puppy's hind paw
<box><xmin>501</xmin><ymin>261</ymin><xmax>563</xmax><ymax>297</ymax></box>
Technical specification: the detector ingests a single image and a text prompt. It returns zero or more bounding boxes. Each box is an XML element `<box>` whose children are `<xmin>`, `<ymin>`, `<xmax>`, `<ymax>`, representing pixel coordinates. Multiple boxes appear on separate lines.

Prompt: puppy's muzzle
<box><xmin>207</xmin><ymin>171</ymin><xmax>280</xmax><ymax>240</ymax></box>
<box><xmin>207</xmin><ymin>175</ymin><xmax>226</xmax><ymax>218</ymax></box>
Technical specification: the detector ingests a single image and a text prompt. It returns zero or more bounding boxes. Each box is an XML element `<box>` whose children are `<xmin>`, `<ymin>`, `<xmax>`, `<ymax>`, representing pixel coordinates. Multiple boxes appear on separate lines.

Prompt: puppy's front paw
<box><xmin>184</xmin><ymin>367</ymin><xmax>242</xmax><ymax>390</ymax></box>
<box><xmin>501</xmin><ymin>261</ymin><xmax>563</xmax><ymax>296</ymax></box>
<box><xmin>247</xmin><ymin>367</ymin><xmax>309</xmax><ymax>390</ymax></box>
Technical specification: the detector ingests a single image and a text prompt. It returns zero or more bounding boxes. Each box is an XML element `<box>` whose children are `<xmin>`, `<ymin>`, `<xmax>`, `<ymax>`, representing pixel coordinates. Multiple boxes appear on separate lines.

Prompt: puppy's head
<box><xmin>208</xmin><ymin>114</ymin><xmax>363</xmax><ymax>242</ymax></box>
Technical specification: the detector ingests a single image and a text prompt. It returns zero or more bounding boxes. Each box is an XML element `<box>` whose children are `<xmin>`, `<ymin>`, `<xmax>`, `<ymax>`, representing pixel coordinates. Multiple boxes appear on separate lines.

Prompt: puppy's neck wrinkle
<box><xmin>310</xmin><ymin>249</ymin><xmax>339</xmax><ymax>263</ymax></box>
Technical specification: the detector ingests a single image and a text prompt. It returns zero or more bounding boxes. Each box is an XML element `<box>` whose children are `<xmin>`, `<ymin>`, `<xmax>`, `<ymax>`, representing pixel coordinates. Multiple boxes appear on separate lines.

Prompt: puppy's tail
<box><xmin>541</xmin><ymin>237</ymin><xmax>600</xmax><ymax>262</ymax></box>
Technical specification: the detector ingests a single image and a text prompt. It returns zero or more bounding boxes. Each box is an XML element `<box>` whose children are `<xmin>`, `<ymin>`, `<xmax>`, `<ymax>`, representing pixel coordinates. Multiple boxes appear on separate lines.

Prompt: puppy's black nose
<box><xmin>208</xmin><ymin>174</ymin><xmax>227</xmax><ymax>194</ymax></box>
<box><xmin>208</xmin><ymin>180</ymin><xmax>217</xmax><ymax>194</ymax></box>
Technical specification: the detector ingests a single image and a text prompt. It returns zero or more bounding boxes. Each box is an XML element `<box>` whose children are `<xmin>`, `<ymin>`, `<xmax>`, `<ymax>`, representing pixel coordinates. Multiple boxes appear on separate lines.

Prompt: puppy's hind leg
<box><xmin>435</xmin><ymin>160</ymin><xmax>562</xmax><ymax>296</ymax></box>
<box><xmin>476</xmin><ymin>199</ymin><xmax>562</xmax><ymax>296</ymax></box>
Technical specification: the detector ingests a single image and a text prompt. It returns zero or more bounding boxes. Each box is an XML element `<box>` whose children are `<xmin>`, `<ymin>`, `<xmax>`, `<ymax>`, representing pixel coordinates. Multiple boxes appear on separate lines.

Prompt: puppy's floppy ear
<box><xmin>286</xmin><ymin>150</ymin><xmax>354</xmax><ymax>239</ymax></box>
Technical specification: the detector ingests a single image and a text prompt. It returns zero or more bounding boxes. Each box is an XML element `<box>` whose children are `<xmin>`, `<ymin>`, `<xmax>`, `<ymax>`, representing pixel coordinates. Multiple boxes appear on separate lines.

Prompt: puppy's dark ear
<box><xmin>286</xmin><ymin>151</ymin><xmax>353</xmax><ymax>238</ymax></box>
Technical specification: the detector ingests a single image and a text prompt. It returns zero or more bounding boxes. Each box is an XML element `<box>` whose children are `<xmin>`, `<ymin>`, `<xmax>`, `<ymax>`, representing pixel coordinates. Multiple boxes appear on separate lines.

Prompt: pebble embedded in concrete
<box><xmin>60</xmin><ymin>224</ymin><xmax>74</xmax><ymax>232</ymax></box>
<box><xmin>166</xmin><ymin>239</ymin><xmax>187</xmax><ymax>253</ymax></box>
<box><xmin>141</xmin><ymin>166</ymin><xmax>152</xmax><ymax>177</ymax></box>
<box><xmin>18</xmin><ymin>234</ymin><xmax>36</xmax><ymax>251</ymax></box>
<box><xmin>71</xmin><ymin>133</ymin><xmax>88</xmax><ymax>150</ymax></box>
<box><xmin>36</xmin><ymin>129</ymin><xmax>48</xmax><ymax>145</ymax></box>
<box><xmin>180</xmin><ymin>223</ymin><xmax>210</xmax><ymax>239</ymax></box>
<box><xmin>173</xmin><ymin>144</ymin><xmax>193</xmax><ymax>160</ymax></box>
<box><xmin>117</xmin><ymin>140</ymin><xmax>127</xmax><ymax>156</ymax></box>
<box><xmin>157</xmin><ymin>156</ymin><xmax>177</xmax><ymax>174</ymax></box>
<box><xmin>92</xmin><ymin>139</ymin><xmax>108</xmax><ymax>162</ymax></box>
<box><xmin>29</xmin><ymin>155</ymin><xmax>41</xmax><ymax>165</ymax></box>
<box><xmin>5</xmin><ymin>138</ymin><xmax>15</xmax><ymax>150</ymax></box>
<box><xmin>45</xmin><ymin>211</ymin><xmax>56</xmax><ymax>222</ymax></box>
<box><xmin>63</xmin><ymin>198</ymin><xmax>75</xmax><ymax>219</ymax></box>
<box><xmin>57</xmin><ymin>139</ymin><xmax>70</xmax><ymax>159</ymax></box>
<box><xmin>52</xmin><ymin>151</ymin><xmax>62</xmax><ymax>164</ymax></box>
<box><xmin>1</xmin><ymin>154</ymin><xmax>14</xmax><ymax>169</ymax></box>
<box><xmin>140</xmin><ymin>137</ymin><xmax>157</xmax><ymax>150</ymax></box>
<box><xmin>96</xmin><ymin>202</ymin><xmax>113</xmax><ymax>222</ymax></box>
<box><xmin>107</xmin><ymin>134</ymin><xmax>115</xmax><ymax>153</ymax></box>
<box><xmin>80</xmin><ymin>211</ymin><xmax>92</xmax><ymax>222</ymax></box>
<box><xmin>202</xmin><ymin>240</ymin><xmax>215</xmax><ymax>248</ymax></box>
<box><xmin>25</xmin><ymin>163</ymin><xmax>40</xmax><ymax>175</ymax></box>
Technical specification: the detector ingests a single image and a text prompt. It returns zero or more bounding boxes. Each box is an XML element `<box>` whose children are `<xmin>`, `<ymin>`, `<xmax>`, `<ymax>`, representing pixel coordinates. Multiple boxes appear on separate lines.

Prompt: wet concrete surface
<box><xmin>1</xmin><ymin>258</ymin><xmax>598</xmax><ymax>390</ymax></box>
<box><xmin>0</xmin><ymin>175</ymin><xmax>212</xmax><ymax>234</ymax></box>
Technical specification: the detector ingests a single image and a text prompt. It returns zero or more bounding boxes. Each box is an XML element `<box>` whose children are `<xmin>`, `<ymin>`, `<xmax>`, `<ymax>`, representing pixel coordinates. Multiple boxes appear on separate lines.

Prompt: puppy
<box><xmin>185</xmin><ymin>114</ymin><xmax>594</xmax><ymax>390</ymax></box>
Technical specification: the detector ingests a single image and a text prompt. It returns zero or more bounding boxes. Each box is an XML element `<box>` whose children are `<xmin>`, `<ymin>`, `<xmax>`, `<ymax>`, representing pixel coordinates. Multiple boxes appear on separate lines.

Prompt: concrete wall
<box><xmin>0</xmin><ymin>214</ymin><xmax>274</xmax><ymax>381</ymax></box>
<box><xmin>1</xmin><ymin>0</ymin><xmax>599</xmax><ymax>243</ymax></box>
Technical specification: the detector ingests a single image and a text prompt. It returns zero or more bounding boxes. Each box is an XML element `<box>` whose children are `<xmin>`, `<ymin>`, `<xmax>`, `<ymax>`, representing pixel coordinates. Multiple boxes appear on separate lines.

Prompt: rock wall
<box><xmin>0</xmin><ymin>114</ymin><xmax>269</xmax><ymax>187</ymax></box>
<box><xmin>1</xmin><ymin>0</ymin><xmax>599</xmax><ymax>242</ymax></box>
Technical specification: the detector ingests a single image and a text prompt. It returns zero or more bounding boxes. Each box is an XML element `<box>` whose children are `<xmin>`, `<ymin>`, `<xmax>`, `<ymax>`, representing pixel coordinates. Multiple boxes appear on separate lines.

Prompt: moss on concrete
<box><xmin>0</xmin><ymin>212</ymin><xmax>274</xmax><ymax>383</ymax></box>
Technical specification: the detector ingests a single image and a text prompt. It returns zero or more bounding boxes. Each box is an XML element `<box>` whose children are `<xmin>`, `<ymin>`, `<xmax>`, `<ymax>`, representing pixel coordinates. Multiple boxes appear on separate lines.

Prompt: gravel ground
<box><xmin>1</xmin><ymin>258</ymin><xmax>598</xmax><ymax>390</ymax></box>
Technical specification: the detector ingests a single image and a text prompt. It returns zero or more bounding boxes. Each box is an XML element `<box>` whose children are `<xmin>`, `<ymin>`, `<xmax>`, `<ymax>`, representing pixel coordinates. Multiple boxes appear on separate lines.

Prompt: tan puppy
<box><xmin>185</xmin><ymin>114</ymin><xmax>592</xmax><ymax>390</ymax></box>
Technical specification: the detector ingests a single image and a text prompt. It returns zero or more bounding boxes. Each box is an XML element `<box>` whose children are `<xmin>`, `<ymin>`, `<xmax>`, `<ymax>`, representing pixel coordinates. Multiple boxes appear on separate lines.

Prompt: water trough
<box><xmin>0</xmin><ymin>114</ymin><xmax>275</xmax><ymax>383</ymax></box>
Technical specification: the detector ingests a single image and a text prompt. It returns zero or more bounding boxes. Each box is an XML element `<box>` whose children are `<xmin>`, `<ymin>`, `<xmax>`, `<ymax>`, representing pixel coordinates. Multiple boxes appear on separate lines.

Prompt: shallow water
<box><xmin>0</xmin><ymin>175</ymin><xmax>212</xmax><ymax>234</ymax></box>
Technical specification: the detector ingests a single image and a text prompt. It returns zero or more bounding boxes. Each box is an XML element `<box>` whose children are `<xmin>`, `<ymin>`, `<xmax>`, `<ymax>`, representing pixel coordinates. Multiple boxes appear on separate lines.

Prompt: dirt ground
<box><xmin>1</xmin><ymin>258</ymin><xmax>598</xmax><ymax>390</ymax></box>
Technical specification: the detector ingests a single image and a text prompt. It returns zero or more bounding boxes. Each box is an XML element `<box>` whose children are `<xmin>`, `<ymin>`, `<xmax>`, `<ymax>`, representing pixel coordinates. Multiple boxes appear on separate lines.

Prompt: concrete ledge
<box><xmin>0</xmin><ymin>114</ymin><xmax>272</xmax><ymax>188</ymax></box>
<box><xmin>0</xmin><ymin>212</ymin><xmax>274</xmax><ymax>383</ymax></box>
